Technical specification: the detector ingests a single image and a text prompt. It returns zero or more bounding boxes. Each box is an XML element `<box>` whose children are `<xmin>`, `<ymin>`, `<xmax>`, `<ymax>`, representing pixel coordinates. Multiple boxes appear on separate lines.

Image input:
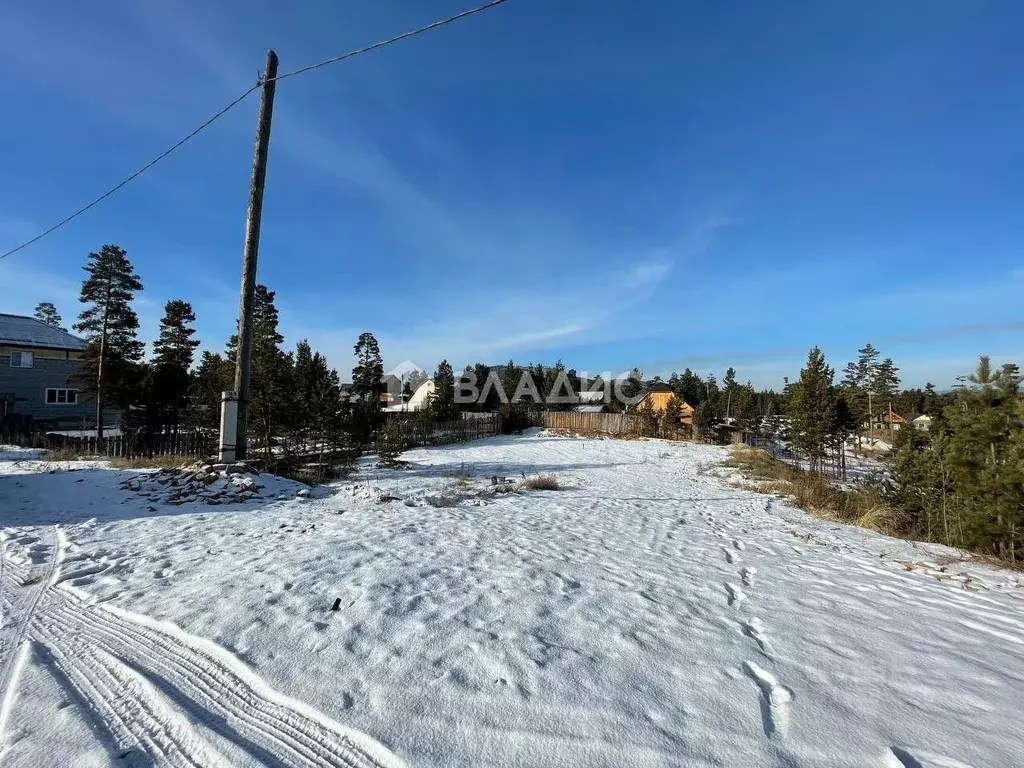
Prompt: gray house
<box><xmin>0</xmin><ymin>313</ymin><xmax>96</xmax><ymax>430</ymax></box>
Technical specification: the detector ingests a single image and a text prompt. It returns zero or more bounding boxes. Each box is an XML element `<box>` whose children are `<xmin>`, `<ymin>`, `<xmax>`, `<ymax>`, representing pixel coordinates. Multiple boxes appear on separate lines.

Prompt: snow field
<box><xmin>0</xmin><ymin>434</ymin><xmax>1022</xmax><ymax>767</ymax></box>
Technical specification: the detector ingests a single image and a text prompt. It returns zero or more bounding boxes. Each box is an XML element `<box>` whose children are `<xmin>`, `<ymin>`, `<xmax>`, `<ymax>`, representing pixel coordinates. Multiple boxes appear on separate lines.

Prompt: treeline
<box><xmin>42</xmin><ymin>245</ymin><xmax>408</xmax><ymax>469</ymax></box>
<box><xmin>889</xmin><ymin>356</ymin><xmax>1023</xmax><ymax>563</ymax></box>
<box><xmin>770</xmin><ymin>343</ymin><xmax>1022</xmax><ymax>563</ymax></box>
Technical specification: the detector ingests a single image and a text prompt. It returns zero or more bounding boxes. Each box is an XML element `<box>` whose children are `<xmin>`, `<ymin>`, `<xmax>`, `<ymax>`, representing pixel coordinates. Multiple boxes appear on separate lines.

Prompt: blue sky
<box><xmin>1</xmin><ymin>0</ymin><xmax>1021</xmax><ymax>389</ymax></box>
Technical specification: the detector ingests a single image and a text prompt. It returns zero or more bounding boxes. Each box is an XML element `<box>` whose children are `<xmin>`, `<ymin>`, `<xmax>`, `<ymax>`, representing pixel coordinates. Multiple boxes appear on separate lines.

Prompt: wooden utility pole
<box><xmin>233</xmin><ymin>49</ymin><xmax>279</xmax><ymax>460</ymax></box>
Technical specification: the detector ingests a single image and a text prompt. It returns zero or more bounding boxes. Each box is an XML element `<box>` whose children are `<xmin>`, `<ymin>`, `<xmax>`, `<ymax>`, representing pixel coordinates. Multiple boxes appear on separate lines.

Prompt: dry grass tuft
<box><xmin>521</xmin><ymin>474</ymin><xmax>561</xmax><ymax>491</ymax></box>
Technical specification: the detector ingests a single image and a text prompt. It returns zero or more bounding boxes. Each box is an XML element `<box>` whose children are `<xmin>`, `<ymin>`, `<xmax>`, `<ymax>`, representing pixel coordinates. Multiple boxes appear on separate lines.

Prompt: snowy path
<box><xmin>1</xmin><ymin>435</ymin><xmax>1022</xmax><ymax>766</ymax></box>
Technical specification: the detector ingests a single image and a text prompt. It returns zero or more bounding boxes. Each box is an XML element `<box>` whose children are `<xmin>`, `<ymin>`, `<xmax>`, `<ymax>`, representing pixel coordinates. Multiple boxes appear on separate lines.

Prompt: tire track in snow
<box><xmin>0</xmin><ymin>528</ymin><xmax>403</xmax><ymax>768</ymax></box>
<box><xmin>39</xmin><ymin>593</ymin><xmax>395</xmax><ymax>768</ymax></box>
<box><xmin>0</xmin><ymin>526</ymin><xmax>63</xmax><ymax>750</ymax></box>
<box><xmin>32</xmin><ymin>630</ymin><xmax>223</xmax><ymax>768</ymax></box>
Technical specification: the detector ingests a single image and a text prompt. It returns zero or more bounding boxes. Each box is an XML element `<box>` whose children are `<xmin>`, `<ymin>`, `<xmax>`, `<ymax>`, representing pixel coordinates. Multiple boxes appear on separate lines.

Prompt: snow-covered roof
<box><xmin>577</xmin><ymin>389</ymin><xmax>607</xmax><ymax>402</ymax></box>
<box><xmin>0</xmin><ymin>313</ymin><xmax>88</xmax><ymax>351</ymax></box>
<box><xmin>573</xmin><ymin>405</ymin><xmax>607</xmax><ymax>413</ymax></box>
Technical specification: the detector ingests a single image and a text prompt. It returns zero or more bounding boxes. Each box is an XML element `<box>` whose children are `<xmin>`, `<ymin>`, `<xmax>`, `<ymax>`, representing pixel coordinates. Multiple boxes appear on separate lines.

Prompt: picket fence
<box><xmin>41</xmin><ymin>431</ymin><xmax>215</xmax><ymax>460</ymax></box>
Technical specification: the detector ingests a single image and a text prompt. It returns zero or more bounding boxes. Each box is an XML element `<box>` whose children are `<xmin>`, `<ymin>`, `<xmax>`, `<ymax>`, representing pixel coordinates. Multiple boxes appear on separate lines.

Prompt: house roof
<box><xmin>573</xmin><ymin>404</ymin><xmax>607</xmax><ymax>413</ymax></box>
<box><xmin>642</xmin><ymin>382</ymin><xmax>675</xmax><ymax>395</ymax></box>
<box><xmin>0</xmin><ymin>313</ymin><xmax>88</xmax><ymax>351</ymax></box>
<box><xmin>901</xmin><ymin>412</ymin><xmax>923</xmax><ymax>423</ymax></box>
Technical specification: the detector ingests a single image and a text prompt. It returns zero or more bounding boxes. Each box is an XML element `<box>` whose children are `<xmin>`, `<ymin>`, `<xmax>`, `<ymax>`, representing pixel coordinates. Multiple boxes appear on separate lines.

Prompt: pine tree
<box><xmin>405</xmin><ymin>369</ymin><xmax>428</xmax><ymax>397</ymax></box>
<box><xmin>635</xmin><ymin>396</ymin><xmax>657</xmax><ymax>437</ymax></box>
<box><xmin>352</xmin><ymin>333</ymin><xmax>384</xmax><ymax>403</ymax></box>
<box><xmin>870</xmin><ymin>357</ymin><xmax>901</xmax><ymax>400</ymax></box>
<box><xmin>498</xmin><ymin>360</ymin><xmax>531</xmax><ymax>432</ymax></box>
<box><xmin>34</xmin><ymin>302</ymin><xmax>65</xmax><ymax>330</ymax></box>
<box><xmin>376</xmin><ymin>419</ymin><xmax>405</xmax><ymax>467</ymax></box>
<box><xmin>671</xmin><ymin>368</ymin><xmax>704</xmax><ymax>406</ymax></box>
<box><xmin>226</xmin><ymin>286</ymin><xmax>292</xmax><ymax>458</ymax></box>
<box><xmin>789</xmin><ymin>347</ymin><xmax>836</xmax><ymax>474</ymax></box>
<box><xmin>151</xmin><ymin>300</ymin><xmax>200</xmax><ymax>434</ymax></box>
<box><xmin>856</xmin><ymin>343</ymin><xmax>880</xmax><ymax>386</ymax></box>
<box><xmin>186</xmin><ymin>352</ymin><xmax>232</xmax><ymax>430</ymax></box>
<box><xmin>351</xmin><ymin>332</ymin><xmax>384</xmax><ymax>444</ymax></box>
<box><xmin>619</xmin><ymin>367</ymin><xmax>644</xmax><ymax>406</ymax></box>
<box><xmin>73</xmin><ymin>244</ymin><xmax>144</xmax><ymax>437</ymax></box>
<box><xmin>299</xmin><ymin>346</ymin><xmax>343</xmax><ymax>476</ymax></box>
<box><xmin>430</xmin><ymin>360</ymin><xmax>459</xmax><ymax>422</ymax></box>
<box><xmin>693</xmin><ymin>399</ymin><xmax>716</xmax><ymax>442</ymax></box>
<box><xmin>923</xmin><ymin>382</ymin><xmax>940</xmax><ymax>416</ymax></box>
<box><xmin>998</xmin><ymin>363</ymin><xmax>1022</xmax><ymax>399</ymax></box>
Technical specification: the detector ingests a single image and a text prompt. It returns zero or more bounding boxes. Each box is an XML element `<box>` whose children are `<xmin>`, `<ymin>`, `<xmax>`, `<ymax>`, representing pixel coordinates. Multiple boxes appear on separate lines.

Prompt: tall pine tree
<box><xmin>73</xmin><ymin>245</ymin><xmax>144</xmax><ymax>437</ymax></box>
<box><xmin>789</xmin><ymin>347</ymin><xmax>836</xmax><ymax>474</ymax></box>
<box><xmin>152</xmin><ymin>300</ymin><xmax>200</xmax><ymax>434</ymax></box>
<box><xmin>351</xmin><ymin>332</ymin><xmax>384</xmax><ymax>443</ymax></box>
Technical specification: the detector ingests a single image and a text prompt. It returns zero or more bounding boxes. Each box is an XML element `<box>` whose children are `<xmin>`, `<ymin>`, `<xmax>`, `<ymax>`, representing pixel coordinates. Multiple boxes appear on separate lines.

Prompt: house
<box><xmin>0</xmin><ymin>313</ymin><xmax>95</xmax><ymax>430</ymax></box>
<box><xmin>869</xmin><ymin>411</ymin><xmax>907</xmax><ymax>431</ymax></box>
<box><xmin>911</xmin><ymin>414</ymin><xmax>932</xmax><ymax>432</ymax></box>
<box><xmin>406</xmin><ymin>379</ymin><xmax>436</xmax><ymax>411</ymax></box>
<box><xmin>379</xmin><ymin>374</ymin><xmax>403</xmax><ymax>406</ymax></box>
<box><xmin>634</xmin><ymin>382</ymin><xmax>696</xmax><ymax>425</ymax></box>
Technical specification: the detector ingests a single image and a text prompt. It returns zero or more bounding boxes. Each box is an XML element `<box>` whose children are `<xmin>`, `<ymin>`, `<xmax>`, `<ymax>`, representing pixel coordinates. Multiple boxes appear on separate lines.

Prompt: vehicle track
<box><xmin>0</xmin><ymin>528</ymin><xmax>403</xmax><ymax>768</ymax></box>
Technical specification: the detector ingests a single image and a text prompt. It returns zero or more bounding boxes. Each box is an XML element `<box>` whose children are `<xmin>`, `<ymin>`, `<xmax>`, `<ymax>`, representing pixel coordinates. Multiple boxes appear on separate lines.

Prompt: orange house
<box><xmin>635</xmin><ymin>383</ymin><xmax>695</xmax><ymax>425</ymax></box>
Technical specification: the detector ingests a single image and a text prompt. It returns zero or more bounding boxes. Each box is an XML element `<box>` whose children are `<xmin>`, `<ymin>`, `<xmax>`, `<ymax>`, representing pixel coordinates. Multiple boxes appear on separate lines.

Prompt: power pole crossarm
<box><xmin>233</xmin><ymin>50</ymin><xmax>279</xmax><ymax>461</ymax></box>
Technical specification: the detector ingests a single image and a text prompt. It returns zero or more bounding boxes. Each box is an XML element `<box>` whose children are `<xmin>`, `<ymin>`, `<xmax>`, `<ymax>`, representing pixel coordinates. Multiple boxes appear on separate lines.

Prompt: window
<box><xmin>45</xmin><ymin>388</ymin><xmax>79</xmax><ymax>405</ymax></box>
<box><xmin>9</xmin><ymin>351</ymin><xmax>34</xmax><ymax>368</ymax></box>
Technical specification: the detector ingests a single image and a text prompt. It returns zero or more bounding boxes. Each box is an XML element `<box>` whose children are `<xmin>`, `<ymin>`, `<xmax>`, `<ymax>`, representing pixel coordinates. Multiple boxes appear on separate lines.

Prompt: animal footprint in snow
<box><xmin>741</xmin><ymin>567</ymin><xmax>757</xmax><ymax>586</ymax></box>
<box><xmin>722</xmin><ymin>547</ymin><xmax>738</xmax><ymax>565</ymax></box>
<box><xmin>743</xmin><ymin>661</ymin><xmax>793</xmax><ymax>739</ymax></box>
<box><xmin>725</xmin><ymin>582</ymin><xmax>747</xmax><ymax>607</ymax></box>
<box><xmin>732</xmin><ymin>540</ymin><xmax>746</xmax><ymax>551</ymax></box>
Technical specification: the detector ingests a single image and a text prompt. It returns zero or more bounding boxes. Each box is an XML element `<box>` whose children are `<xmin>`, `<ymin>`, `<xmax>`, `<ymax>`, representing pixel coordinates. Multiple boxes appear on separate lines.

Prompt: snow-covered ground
<box><xmin>0</xmin><ymin>434</ymin><xmax>1022</xmax><ymax>767</ymax></box>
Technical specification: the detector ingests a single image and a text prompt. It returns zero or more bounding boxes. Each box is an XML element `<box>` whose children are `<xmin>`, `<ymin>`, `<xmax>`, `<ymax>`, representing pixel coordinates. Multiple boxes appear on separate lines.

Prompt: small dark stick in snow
<box><xmin>330</xmin><ymin>598</ymin><xmax>342</xmax><ymax>612</ymax></box>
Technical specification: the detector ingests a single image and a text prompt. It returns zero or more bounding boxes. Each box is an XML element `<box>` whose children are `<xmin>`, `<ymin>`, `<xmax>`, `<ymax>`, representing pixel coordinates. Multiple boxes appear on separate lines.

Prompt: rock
<box><xmin>211</xmin><ymin>463</ymin><xmax>227</xmax><ymax>472</ymax></box>
<box><xmin>296</xmin><ymin>489</ymin><xmax>311</xmax><ymax>498</ymax></box>
<box><xmin>205</xmin><ymin>498</ymin><xmax>221</xmax><ymax>505</ymax></box>
<box><xmin>201</xmin><ymin>475</ymin><xmax>216</xmax><ymax>486</ymax></box>
<box><xmin>227</xmin><ymin>464</ymin><xmax>248</xmax><ymax>475</ymax></box>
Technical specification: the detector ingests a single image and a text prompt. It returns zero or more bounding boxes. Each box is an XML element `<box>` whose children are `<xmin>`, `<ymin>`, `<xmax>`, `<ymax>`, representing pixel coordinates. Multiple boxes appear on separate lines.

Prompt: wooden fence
<box><xmin>396</xmin><ymin>414</ymin><xmax>502</xmax><ymax>449</ymax></box>
<box><xmin>543</xmin><ymin>411</ymin><xmax>693</xmax><ymax>441</ymax></box>
<box><xmin>26</xmin><ymin>431</ymin><xmax>215</xmax><ymax>460</ymax></box>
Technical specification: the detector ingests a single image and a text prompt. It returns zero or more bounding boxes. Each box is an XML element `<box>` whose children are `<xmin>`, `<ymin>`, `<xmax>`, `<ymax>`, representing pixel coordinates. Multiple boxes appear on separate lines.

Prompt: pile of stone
<box><xmin>119</xmin><ymin>460</ymin><xmax>283</xmax><ymax>506</ymax></box>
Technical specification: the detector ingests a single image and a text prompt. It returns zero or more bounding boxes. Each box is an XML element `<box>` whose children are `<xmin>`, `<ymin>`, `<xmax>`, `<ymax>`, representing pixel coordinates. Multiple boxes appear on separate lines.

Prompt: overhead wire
<box><xmin>0</xmin><ymin>0</ymin><xmax>507</xmax><ymax>262</ymax></box>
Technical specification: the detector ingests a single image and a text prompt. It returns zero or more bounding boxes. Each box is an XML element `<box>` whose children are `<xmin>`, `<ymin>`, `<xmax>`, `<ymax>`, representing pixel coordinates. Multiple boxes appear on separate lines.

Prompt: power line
<box><xmin>0</xmin><ymin>84</ymin><xmax>260</xmax><ymax>262</ymax></box>
<box><xmin>0</xmin><ymin>0</ymin><xmax>508</xmax><ymax>262</ymax></box>
<box><xmin>272</xmin><ymin>0</ymin><xmax>506</xmax><ymax>82</ymax></box>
